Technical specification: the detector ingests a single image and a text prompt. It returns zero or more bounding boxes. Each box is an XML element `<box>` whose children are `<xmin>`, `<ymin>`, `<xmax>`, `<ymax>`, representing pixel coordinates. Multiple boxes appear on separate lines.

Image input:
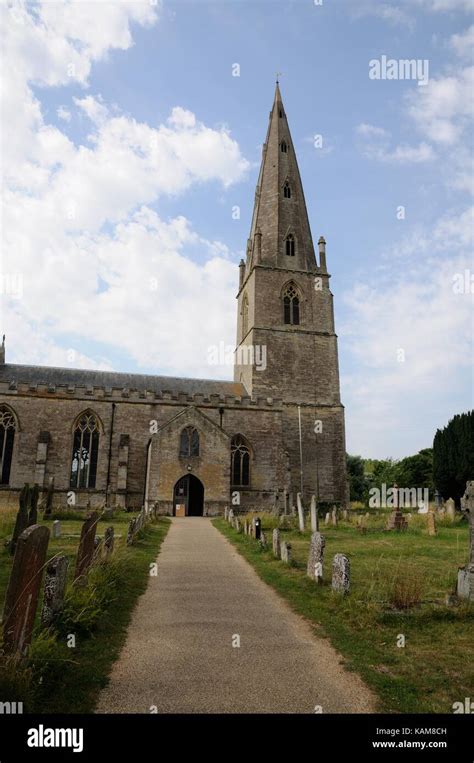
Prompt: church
<box><xmin>0</xmin><ymin>84</ymin><xmax>348</xmax><ymax>516</ymax></box>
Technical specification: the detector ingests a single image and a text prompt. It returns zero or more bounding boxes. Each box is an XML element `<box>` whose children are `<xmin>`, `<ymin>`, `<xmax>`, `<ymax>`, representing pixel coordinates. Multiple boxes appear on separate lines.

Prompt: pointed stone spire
<box><xmin>247</xmin><ymin>82</ymin><xmax>318</xmax><ymax>274</ymax></box>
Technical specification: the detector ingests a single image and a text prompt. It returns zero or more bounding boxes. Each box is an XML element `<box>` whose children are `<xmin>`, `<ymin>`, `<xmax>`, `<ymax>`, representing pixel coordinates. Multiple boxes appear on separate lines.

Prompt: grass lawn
<box><xmin>214</xmin><ymin>512</ymin><xmax>473</xmax><ymax>714</ymax></box>
<box><xmin>0</xmin><ymin>508</ymin><xmax>170</xmax><ymax>713</ymax></box>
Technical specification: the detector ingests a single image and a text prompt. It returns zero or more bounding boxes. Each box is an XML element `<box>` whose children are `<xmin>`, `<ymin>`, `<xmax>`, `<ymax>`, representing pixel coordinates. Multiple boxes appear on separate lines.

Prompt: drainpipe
<box><xmin>105</xmin><ymin>402</ymin><xmax>116</xmax><ymax>507</ymax></box>
<box><xmin>298</xmin><ymin>405</ymin><xmax>304</xmax><ymax>498</ymax></box>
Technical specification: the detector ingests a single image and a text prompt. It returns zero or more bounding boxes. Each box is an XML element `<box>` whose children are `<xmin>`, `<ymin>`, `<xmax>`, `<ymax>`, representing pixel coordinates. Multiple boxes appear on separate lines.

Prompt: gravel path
<box><xmin>96</xmin><ymin>518</ymin><xmax>376</xmax><ymax>713</ymax></box>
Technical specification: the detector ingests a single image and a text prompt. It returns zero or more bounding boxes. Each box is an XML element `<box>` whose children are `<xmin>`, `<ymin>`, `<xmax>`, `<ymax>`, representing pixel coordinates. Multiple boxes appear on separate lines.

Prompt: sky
<box><xmin>1</xmin><ymin>0</ymin><xmax>473</xmax><ymax>459</ymax></box>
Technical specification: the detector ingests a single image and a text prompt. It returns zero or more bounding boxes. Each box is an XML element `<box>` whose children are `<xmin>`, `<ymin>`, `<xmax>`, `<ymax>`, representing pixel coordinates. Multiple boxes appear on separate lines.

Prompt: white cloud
<box><xmin>57</xmin><ymin>106</ymin><xmax>71</xmax><ymax>122</ymax></box>
<box><xmin>1</xmin><ymin>0</ymin><xmax>249</xmax><ymax>377</ymax></box>
<box><xmin>407</xmin><ymin>66</ymin><xmax>474</xmax><ymax>146</ymax></box>
<box><xmin>450</xmin><ymin>25</ymin><xmax>474</xmax><ymax>59</ymax></box>
<box><xmin>356</xmin><ymin>123</ymin><xmax>434</xmax><ymax>163</ymax></box>
<box><xmin>342</xmin><ymin>207</ymin><xmax>473</xmax><ymax>458</ymax></box>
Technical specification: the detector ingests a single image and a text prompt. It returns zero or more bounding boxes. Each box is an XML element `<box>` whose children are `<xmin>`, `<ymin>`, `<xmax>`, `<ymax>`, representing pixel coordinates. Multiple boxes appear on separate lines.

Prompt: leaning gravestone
<box><xmin>272</xmin><ymin>528</ymin><xmax>280</xmax><ymax>557</ymax></box>
<box><xmin>74</xmin><ymin>511</ymin><xmax>99</xmax><ymax>585</ymax></box>
<box><xmin>446</xmin><ymin>498</ymin><xmax>456</xmax><ymax>521</ymax></box>
<box><xmin>307</xmin><ymin>532</ymin><xmax>325</xmax><ymax>584</ymax></box>
<box><xmin>296</xmin><ymin>493</ymin><xmax>305</xmax><ymax>532</ymax></box>
<box><xmin>104</xmin><ymin>526</ymin><xmax>114</xmax><ymax>556</ymax></box>
<box><xmin>3</xmin><ymin>524</ymin><xmax>50</xmax><ymax>654</ymax></box>
<box><xmin>52</xmin><ymin>520</ymin><xmax>61</xmax><ymax>539</ymax></box>
<box><xmin>332</xmin><ymin>553</ymin><xmax>350</xmax><ymax>594</ymax></box>
<box><xmin>41</xmin><ymin>554</ymin><xmax>69</xmax><ymax>627</ymax></box>
<box><xmin>280</xmin><ymin>541</ymin><xmax>292</xmax><ymax>564</ymax></box>
<box><xmin>457</xmin><ymin>481</ymin><xmax>474</xmax><ymax>601</ymax></box>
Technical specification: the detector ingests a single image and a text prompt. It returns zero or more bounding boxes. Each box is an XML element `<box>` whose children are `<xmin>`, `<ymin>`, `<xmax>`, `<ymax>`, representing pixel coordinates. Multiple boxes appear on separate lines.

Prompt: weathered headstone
<box><xmin>243</xmin><ymin>519</ymin><xmax>248</xmax><ymax>535</ymax></box>
<box><xmin>342</xmin><ymin>509</ymin><xmax>348</xmax><ymax>521</ymax></box>
<box><xmin>386</xmin><ymin>485</ymin><xmax>408</xmax><ymax>531</ymax></box>
<box><xmin>427</xmin><ymin>511</ymin><xmax>437</xmax><ymax>536</ymax></box>
<box><xmin>296</xmin><ymin>493</ymin><xmax>305</xmax><ymax>532</ymax></box>
<box><xmin>324</xmin><ymin>512</ymin><xmax>330</xmax><ymax>525</ymax></box>
<box><xmin>52</xmin><ymin>519</ymin><xmax>61</xmax><ymax>539</ymax></box>
<box><xmin>126</xmin><ymin>517</ymin><xmax>136</xmax><ymax>545</ymax></box>
<box><xmin>103</xmin><ymin>507</ymin><xmax>114</xmax><ymax>520</ymax></box>
<box><xmin>259</xmin><ymin>530</ymin><xmax>267</xmax><ymax>549</ymax></box>
<box><xmin>307</xmin><ymin>532</ymin><xmax>325</xmax><ymax>583</ymax></box>
<box><xmin>331</xmin><ymin>507</ymin><xmax>338</xmax><ymax>527</ymax></box>
<box><xmin>457</xmin><ymin>481</ymin><xmax>474</xmax><ymax>601</ymax></box>
<box><xmin>310</xmin><ymin>495</ymin><xmax>318</xmax><ymax>532</ymax></box>
<box><xmin>280</xmin><ymin>541</ymin><xmax>292</xmax><ymax>564</ymax></box>
<box><xmin>446</xmin><ymin>498</ymin><xmax>456</xmax><ymax>521</ymax></box>
<box><xmin>224</xmin><ymin>506</ymin><xmax>228</xmax><ymax>521</ymax></box>
<box><xmin>3</xmin><ymin>525</ymin><xmax>50</xmax><ymax>654</ymax></box>
<box><xmin>41</xmin><ymin>554</ymin><xmax>69</xmax><ymax>627</ymax></box>
<box><xmin>235</xmin><ymin>517</ymin><xmax>241</xmax><ymax>533</ymax></box>
<box><xmin>74</xmin><ymin>512</ymin><xmax>99</xmax><ymax>585</ymax></box>
<box><xmin>332</xmin><ymin>553</ymin><xmax>350</xmax><ymax>595</ymax></box>
<box><xmin>272</xmin><ymin>528</ymin><xmax>280</xmax><ymax>557</ymax></box>
<box><xmin>104</xmin><ymin>526</ymin><xmax>114</xmax><ymax>556</ymax></box>
<box><xmin>255</xmin><ymin>517</ymin><xmax>262</xmax><ymax>540</ymax></box>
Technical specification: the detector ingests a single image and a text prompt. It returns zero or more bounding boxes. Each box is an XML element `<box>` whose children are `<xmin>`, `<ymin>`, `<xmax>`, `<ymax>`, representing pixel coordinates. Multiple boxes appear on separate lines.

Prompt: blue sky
<box><xmin>1</xmin><ymin>0</ymin><xmax>473</xmax><ymax>458</ymax></box>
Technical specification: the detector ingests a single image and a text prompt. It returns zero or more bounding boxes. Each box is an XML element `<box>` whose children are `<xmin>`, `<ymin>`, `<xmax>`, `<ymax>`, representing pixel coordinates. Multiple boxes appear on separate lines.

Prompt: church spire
<box><xmin>246</xmin><ymin>82</ymin><xmax>318</xmax><ymax>274</ymax></box>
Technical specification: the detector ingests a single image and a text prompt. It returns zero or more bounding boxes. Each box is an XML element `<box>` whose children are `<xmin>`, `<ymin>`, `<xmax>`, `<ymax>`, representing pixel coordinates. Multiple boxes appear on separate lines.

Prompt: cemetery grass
<box><xmin>0</xmin><ymin>511</ymin><xmax>170</xmax><ymax>713</ymax></box>
<box><xmin>214</xmin><ymin>515</ymin><xmax>473</xmax><ymax>714</ymax></box>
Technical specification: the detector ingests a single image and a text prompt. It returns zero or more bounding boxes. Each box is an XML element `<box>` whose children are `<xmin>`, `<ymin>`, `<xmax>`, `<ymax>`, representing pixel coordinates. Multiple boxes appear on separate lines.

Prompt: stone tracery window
<box><xmin>281</xmin><ymin>140</ymin><xmax>288</xmax><ymax>153</ymax></box>
<box><xmin>283</xmin><ymin>181</ymin><xmax>291</xmax><ymax>199</ymax></box>
<box><xmin>180</xmin><ymin>426</ymin><xmax>200</xmax><ymax>457</ymax></box>
<box><xmin>0</xmin><ymin>405</ymin><xmax>16</xmax><ymax>485</ymax></box>
<box><xmin>70</xmin><ymin>411</ymin><xmax>100</xmax><ymax>489</ymax></box>
<box><xmin>231</xmin><ymin>435</ymin><xmax>250</xmax><ymax>486</ymax></box>
<box><xmin>283</xmin><ymin>283</ymin><xmax>300</xmax><ymax>325</ymax></box>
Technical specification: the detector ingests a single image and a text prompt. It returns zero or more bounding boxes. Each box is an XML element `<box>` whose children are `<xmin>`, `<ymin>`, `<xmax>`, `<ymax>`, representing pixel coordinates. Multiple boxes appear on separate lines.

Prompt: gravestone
<box><xmin>310</xmin><ymin>495</ymin><xmax>318</xmax><ymax>532</ymax></box>
<box><xmin>126</xmin><ymin>517</ymin><xmax>136</xmax><ymax>545</ymax></box>
<box><xmin>41</xmin><ymin>554</ymin><xmax>69</xmax><ymax>627</ymax></box>
<box><xmin>74</xmin><ymin>512</ymin><xmax>99</xmax><ymax>585</ymax></box>
<box><xmin>272</xmin><ymin>528</ymin><xmax>280</xmax><ymax>557</ymax></box>
<box><xmin>228</xmin><ymin>509</ymin><xmax>234</xmax><ymax>525</ymax></box>
<box><xmin>427</xmin><ymin>511</ymin><xmax>437</xmax><ymax>536</ymax></box>
<box><xmin>332</xmin><ymin>554</ymin><xmax>350</xmax><ymax>595</ymax></box>
<box><xmin>104</xmin><ymin>526</ymin><xmax>114</xmax><ymax>556</ymax></box>
<box><xmin>331</xmin><ymin>508</ymin><xmax>338</xmax><ymax>527</ymax></box>
<box><xmin>243</xmin><ymin>519</ymin><xmax>248</xmax><ymax>535</ymax></box>
<box><xmin>342</xmin><ymin>509</ymin><xmax>348</xmax><ymax>521</ymax></box>
<box><xmin>3</xmin><ymin>525</ymin><xmax>50</xmax><ymax>654</ymax></box>
<box><xmin>446</xmin><ymin>498</ymin><xmax>456</xmax><ymax>521</ymax></box>
<box><xmin>251</xmin><ymin>517</ymin><xmax>256</xmax><ymax>538</ymax></box>
<box><xmin>52</xmin><ymin>520</ymin><xmax>61</xmax><ymax>539</ymax></box>
<box><xmin>386</xmin><ymin>486</ymin><xmax>408</xmax><ymax>531</ymax></box>
<box><xmin>254</xmin><ymin>517</ymin><xmax>261</xmax><ymax>540</ymax></box>
<box><xmin>307</xmin><ymin>532</ymin><xmax>325</xmax><ymax>584</ymax></box>
<box><xmin>280</xmin><ymin>541</ymin><xmax>292</xmax><ymax>564</ymax></box>
<box><xmin>103</xmin><ymin>507</ymin><xmax>114</xmax><ymax>520</ymax></box>
<box><xmin>235</xmin><ymin>517</ymin><xmax>241</xmax><ymax>533</ymax></box>
<box><xmin>457</xmin><ymin>481</ymin><xmax>474</xmax><ymax>601</ymax></box>
<box><xmin>324</xmin><ymin>512</ymin><xmax>330</xmax><ymax>525</ymax></box>
<box><xmin>296</xmin><ymin>493</ymin><xmax>305</xmax><ymax>532</ymax></box>
<box><xmin>224</xmin><ymin>507</ymin><xmax>228</xmax><ymax>521</ymax></box>
<box><xmin>259</xmin><ymin>530</ymin><xmax>267</xmax><ymax>549</ymax></box>
<box><xmin>10</xmin><ymin>484</ymin><xmax>30</xmax><ymax>555</ymax></box>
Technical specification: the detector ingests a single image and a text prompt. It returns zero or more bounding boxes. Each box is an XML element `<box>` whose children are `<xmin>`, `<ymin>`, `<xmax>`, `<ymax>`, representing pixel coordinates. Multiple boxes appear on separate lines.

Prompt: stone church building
<box><xmin>0</xmin><ymin>84</ymin><xmax>348</xmax><ymax>515</ymax></box>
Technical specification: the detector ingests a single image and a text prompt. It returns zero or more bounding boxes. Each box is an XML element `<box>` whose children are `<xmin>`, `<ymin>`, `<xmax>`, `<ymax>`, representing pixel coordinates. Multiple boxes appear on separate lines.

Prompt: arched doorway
<box><xmin>173</xmin><ymin>475</ymin><xmax>204</xmax><ymax>517</ymax></box>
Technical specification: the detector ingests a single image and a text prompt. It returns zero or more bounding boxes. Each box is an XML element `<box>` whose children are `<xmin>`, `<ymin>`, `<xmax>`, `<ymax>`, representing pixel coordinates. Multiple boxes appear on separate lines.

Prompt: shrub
<box><xmin>388</xmin><ymin>571</ymin><xmax>424</xmax><ymax>610</ymax></box>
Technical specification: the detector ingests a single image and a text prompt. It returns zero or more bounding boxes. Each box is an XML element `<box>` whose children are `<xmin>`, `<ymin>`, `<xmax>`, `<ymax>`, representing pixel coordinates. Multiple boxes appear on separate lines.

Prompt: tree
<box><xmin>433</xmin><ymin>411</ymin><xmax>474</xmax><ymax>504</ymax></box>
<box><xmin>346</xmin><ymin>454</ymin><xmax>366</xmax><ymax>501</ymax></box>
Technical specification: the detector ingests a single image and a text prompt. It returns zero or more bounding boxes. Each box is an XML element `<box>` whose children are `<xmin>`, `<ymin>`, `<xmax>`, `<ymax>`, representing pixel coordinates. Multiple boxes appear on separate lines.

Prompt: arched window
<box><xmin>241</xmin><ymin>293</ymin><xmax>249</xmax><ymax>338</ymax></box>
<box><xmin>231</xmin><ymin>435</ymin><xmax>250</xmax><ymax>486</ymax></box>
<box><xmin>285</xmin><ymin>234</ymin><xmax>295</xmax><ymax>257</ymax></box>
<box><xmin>279</xmin><ymin>109</ymin><xmax>283</xmax><ymax>118</ymax></box>
<box><xmin>180</xmin><ymin>426</ymin><xmax>199</xmax><ymax>457</ymax></box>
<box><xmin>0</xmin><ymin>405</ymin><xmax>16</xmax><ymax>485</ymax></box>
<box><xmin>70</xmin><ymin>411</ymin><xmax>100</xmax><ymax>489</ymax></box>
<box><xmin>283</xmin><ymin>283</ymin><xmax>300</xmax><ymax>325</ymax></box>
<box><xmin>281</xmin><ymin>140</ymin><xmax>287</xmax><ymax>153</ymax></box>
<box><xmin>283</xmin><ymin>181</ymin><xmax>291</xmax><ymax>199</ymax></box>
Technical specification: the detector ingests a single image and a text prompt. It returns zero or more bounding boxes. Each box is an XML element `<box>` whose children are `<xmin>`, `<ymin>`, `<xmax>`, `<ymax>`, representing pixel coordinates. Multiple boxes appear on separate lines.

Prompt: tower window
<box><xmin>231</xmin><ymin>435</ymin><xmax>250</xmax><ymax>486</ymax></box>
<box><xmin>241</xmin><ymin>294</ymin><xmax>249</xmax><ymax>339</ymax></box>
<box><xmin>279</xmin><ymin>109</ymin><xmax>283</xmax><ymax>118</ymax></box>
<box><xmin>285</xmin><ymin>234</ymin><xmax>295</xmax><ymax>257</ymax></box>
<box><xmin>180</xmin><ymin>426</ymin><xmax>199</xmax><ymax>457</ymax></box>
<box><xmin>283</xmin><ymin>284</ymin><xmax>300</xmax><ymax>325</ymax></box>
<box><xmin>283</xmin><ymin>181</ymin><xmax>291</xmax><ymax>199</ymax></box>
<box><xmin>70</xmin><ymin>411</ymin><xmax>100</xmax><ymax>489</ymax></box>
<box><xmin>0</xmin><ymin>405</ymin><xmax>16</xmax><ymax>485</ymax></box>
<box><xmin>281</xmin><ymin>140</ymin><xmax>287</xmax><ymax>153</ymax></box>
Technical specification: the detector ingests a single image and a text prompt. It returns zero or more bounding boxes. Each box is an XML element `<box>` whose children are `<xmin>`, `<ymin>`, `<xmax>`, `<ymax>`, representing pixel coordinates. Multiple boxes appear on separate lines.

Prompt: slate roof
<box><xmin>0</xmin><ymin>364</ymin><xmax>247</xmax><ymax>397</ymax></box>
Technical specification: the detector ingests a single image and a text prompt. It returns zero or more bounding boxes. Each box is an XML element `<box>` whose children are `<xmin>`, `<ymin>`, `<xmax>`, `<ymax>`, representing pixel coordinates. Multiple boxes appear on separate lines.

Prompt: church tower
<box><xmin>234</xmin><ymin>82</ymin><xmax>347</xmax><ymax>504</ymax></box>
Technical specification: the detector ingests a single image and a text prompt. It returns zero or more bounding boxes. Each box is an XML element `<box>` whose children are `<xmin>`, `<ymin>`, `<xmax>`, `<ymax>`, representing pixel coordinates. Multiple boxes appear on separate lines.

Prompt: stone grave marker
<box><xmin>307</xmin><ymin>532</ymin><xmax>325</xmax><ymax>584</ymax></box>
<box><xmin>52</xmin><ymin>520</ymin><xmax>61</xmax><ymax>539</ymax></box>
<box><xmin>41</xmin><ymin>554</ymin><xmax>69</xmax><ymax>628</ymax></box>
<box><xmin>457</xmin><ymin>481</ymin><xmax>474</xmax><ymax>601</ymax></box>
<box><xmin>331</xmin><ymin>507</ymin><xmax>338</xmax><ymax>527</ymax></box>
<box><xmin>427</xmin><ymin>511</ymin><xmax>437</xmax><ymax>536</ymax></box>
<box><xmin>310</xmin><ymin>495</ymin><xmax>318</xmax><ymax>532</ymax></box>
<box><xmin>296</xmin><ymin>493</ymin><xmax>305</xmax><ymax>532</ymax></box>
<box><xmin>104</xmin><ymin>526</ymin><xmax>114</xmax><ymax>556</ymax></box>
<box><xmin>272</xmin><ymin>528</ymin><xmax>280</xmax><ymax>557</ymax></box>
<box><xmin>446</xmin><ymin>498</ymin><xmax>456</xmax><ymax>521</ymax></box>
<box><xmin>324</xmin><ymin>512</ymin><xmax>330</xmax><ymax>525</ymax></box>
<box><xmin>74</xmin><ymin>512</ymin><xmax>99</xmax><ymax>585</ymax></box>
<box><xmin>3</xmin><ymin>524</ymin><xmax>50</xmax><ymax>654</ymax></box>
<box><xmin>280</xmin><ymin>541</ymin><xmax>292</xmax><ymax>564</ymax></box>
<box><xmin>332</xmin><ymin>553</ymin><xmax>350</xmax><ymax>595</ymax></box>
